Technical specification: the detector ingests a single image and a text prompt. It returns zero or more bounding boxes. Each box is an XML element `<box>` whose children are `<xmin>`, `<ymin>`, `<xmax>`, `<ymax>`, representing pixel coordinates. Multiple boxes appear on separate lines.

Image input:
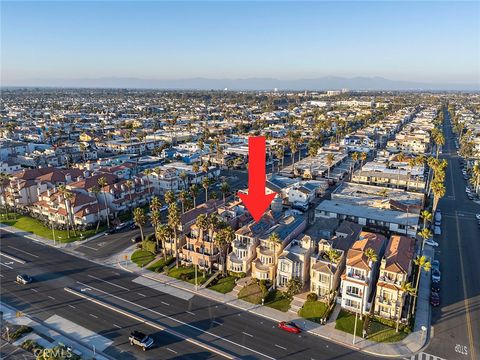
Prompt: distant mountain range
<box><xmin>7</xmin><ymin>76</ymin><xmax>479</xmax><ymax>91</ymax></box>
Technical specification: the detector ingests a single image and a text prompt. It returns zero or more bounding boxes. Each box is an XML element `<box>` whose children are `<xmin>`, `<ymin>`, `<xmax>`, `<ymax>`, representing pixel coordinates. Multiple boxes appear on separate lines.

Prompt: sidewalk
<box><xmin>116</xmin><ymin>250</ymin><xmax>429</xmax><ymax>358</ymax></box>
<box><xmin>1</xmin><ymin>302</ymin><xmax>112</xmax><ymax>360</ymax></box>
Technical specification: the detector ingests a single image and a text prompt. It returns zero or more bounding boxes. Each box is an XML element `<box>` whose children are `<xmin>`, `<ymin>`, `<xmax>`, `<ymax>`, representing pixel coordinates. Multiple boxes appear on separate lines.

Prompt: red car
<box><xmin>278</xmin><ymin>321</ymin><xmax>301</xmax><ymax>334</ymax></box>
<box><xmin>430</xmin><ymin>292</ymin><xmax>440</xmax><ymax>307</ymax></box>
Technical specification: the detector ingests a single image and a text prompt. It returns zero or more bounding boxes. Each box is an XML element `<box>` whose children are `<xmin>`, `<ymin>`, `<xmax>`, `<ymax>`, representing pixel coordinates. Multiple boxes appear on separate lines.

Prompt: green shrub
<box><xmin>228</xmin><ymin>271</ymin><xmax>246</xmax><ymax>278</ymax></box>
<box><xmin>142</xmin><ymin>240</ymin><xmax>157</xmax><ymax>254</ymax></box>
<box><xmin>146</xmin><ymin>233</ymin><xmax>155</xmax><ymax>242</ymax></box>
<box><xmin>372</xmin><ymin>315</ymin><xmax>410</xmax><ymax>332</ymax></box>
<box><xmin>21</xmin><ymin>339</ymin><xmax>44</xmax><ymax>352</ymax></box>
<box><xmin>307</xmin><ymin>292</ymin><xmax>318</xmax><ymax>302</ymax></box>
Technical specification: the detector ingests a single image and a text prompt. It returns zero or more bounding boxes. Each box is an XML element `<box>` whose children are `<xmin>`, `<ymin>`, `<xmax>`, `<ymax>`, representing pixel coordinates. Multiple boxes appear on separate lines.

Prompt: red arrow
<box><xmin>238</xmin><ymin>136</ymin><xmax>277</xmax><ymax>222</ymax></box>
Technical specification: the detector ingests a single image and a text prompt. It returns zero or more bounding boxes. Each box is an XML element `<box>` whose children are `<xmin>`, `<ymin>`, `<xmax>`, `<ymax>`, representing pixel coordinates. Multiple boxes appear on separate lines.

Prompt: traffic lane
<box><xmin>1</xmin><ymin>233</ymin><xmax>375</xmax><ymax>360</ymax></box>
<box><xmin>1</xmin><ymin>270</ymin><xmax>222</xmax><ymax>360</ymax></box>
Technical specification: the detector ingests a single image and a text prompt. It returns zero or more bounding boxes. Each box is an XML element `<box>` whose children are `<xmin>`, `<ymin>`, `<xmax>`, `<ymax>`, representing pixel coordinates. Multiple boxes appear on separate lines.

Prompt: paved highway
<box><xmin>1</xmin><ymin>230</ymin><xmax>375</xmax><ymax>360</ymax></box>
<box><xmin>424</xmin><ymin>111</ymin><xmax>480</xmax><ymax>360</ymax></box>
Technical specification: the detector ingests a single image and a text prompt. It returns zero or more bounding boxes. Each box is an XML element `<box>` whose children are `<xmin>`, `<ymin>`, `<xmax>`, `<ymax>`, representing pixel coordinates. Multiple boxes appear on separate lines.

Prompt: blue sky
<box><xmin>1</xmin><ymin>1</ymin><xmax>479</xmax><ymax>85</ymax></box>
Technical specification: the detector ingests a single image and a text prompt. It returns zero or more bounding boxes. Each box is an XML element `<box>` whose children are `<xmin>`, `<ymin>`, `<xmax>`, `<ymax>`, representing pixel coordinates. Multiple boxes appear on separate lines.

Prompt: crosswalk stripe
<box><xmin>410</xmin><ymin>352</ymin><xmax>447</xmax><ymax>360</ymax></box>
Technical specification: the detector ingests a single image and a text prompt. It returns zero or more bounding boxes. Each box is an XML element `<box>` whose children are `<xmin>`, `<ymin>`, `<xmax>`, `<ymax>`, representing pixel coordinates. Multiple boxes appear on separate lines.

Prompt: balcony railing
<box><xmin>347</xmin><ymin>272</ymin><xmax>367</xmax><ymax>282</ymax></box>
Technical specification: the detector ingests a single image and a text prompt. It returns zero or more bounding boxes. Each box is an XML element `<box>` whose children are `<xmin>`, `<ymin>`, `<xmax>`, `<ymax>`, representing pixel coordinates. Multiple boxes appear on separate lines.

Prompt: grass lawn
<box><xmin>208</xmin><ymin>276</ymin><xmax>237</xmax><ymax>294</ymax></box>
<box><xmin>367</xmin><ymin>320</ymin><xmax>408</xmax><ymax>343</ymax></box>
<box><xmin>0</xmin><ymin>213</ymin><xmax>105</xmax><ymax>243</ymax></box>
<box><xmin>131</xmin><ymin>250</ymin><xmax>156</xmax><ymax>267</ymax></box>
<box><xmin>298</xmin><ymin>300</ymin><xmax>329</xmax><ymax>323</ymax></box>
<box><xmin>335</xmin><ymin>310</ymin><xmax>363</xmax><ymax>337</ymax></box>
<box><xmin>264</xmin><ymin>290</ymin><xmax>291</xmax><ymax>312</ymax></box>
<box><xmin>238</xmin><ymin>282</ymin><xmax>265</xmax><ymax>304</ymax></box>
<box><xmin>146</xmin><ymin>256</ymin><xmax>175</xmax><ymax>272</ymax></box>
<box><xmin>168</xmin><ymin>265</ymin><xmax>209</xmax><ymax>285</ymax></box>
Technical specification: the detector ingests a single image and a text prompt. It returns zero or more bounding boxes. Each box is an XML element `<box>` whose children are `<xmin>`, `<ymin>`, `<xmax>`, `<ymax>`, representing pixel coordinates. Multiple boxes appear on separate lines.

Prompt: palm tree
<box><xmin>58</xmin><ymin>185</ymin><xmax>75</xmax><ymax>238</ymax></box>
<box><xmin>326</xmin><ymin>248</ymin><xmax>341</xmax><ymax>303</ymax></box>
<box><xmin>150</xmin><ymin>195</ymin><xmax>162</xmax><ymax>252</ymax></box>
<box><xmin>133</xmin><ymin>207</ymin><xmax>147</xmax><ymax>243</ymax></box>
<box><xmin>157</xmin><ymin>224</ymin><xmax>171</xmax><ymax>260</ymax></box>
<box><xmin>411</xmin><ymin>256</ymin><xmax>431</xmax><ymax>318</ymax></box>
<box><xmin>0</xmin><ymin>172</ymin><xmax>11</xmax><ymax>219</ymax></box>
<box><xmin>419</xmin><ymin>228</ymin><xmax>432</xmax><ymax>250</ymax></box>
<box><xmin>207</xmin><ymin>214</ymin><xmax>220</xmax><ymax>274</ymax></box>
<box><xmin>268</xmin><ymin>232</ymin><xmax>282</xmax><ymax>287</ymax></box>
<box><xmin>215</xmin><ymin>226</ymin><xmax>234</xmax><ymax>275</ymax></box>
<box><xmin>431</xmin><ymin>180</ymin><xmax>446</xmax><ymax>213</ymax></box>
<box><xmin>190</xmin><ymin>184</ymin><xmax>199</xmax><ymax>208</ymax></box>
<box><xmin>192</xmin><ymin>163</ymin><xmax>200</xmax><ymax>184</ymax></box>
<box><xmin>125</xmin><ymin>180</ymin><xmax>134</xmax><ymax>212</ymax></box>
<box><xmin>164</xmin><ymin>190</ymin><xmax>175</xmax><ymax>206</ymax></box>
<box><xmin>396</xmin><ymin>281</ymin><xmax>415</xmax><ymax>332</ymax></box>
<box><xmin>179</xmin><ymin>171</ymin><xmax>188</xmax><ymax>189</ymax></box>
<box><xmin>195</xmin><ymin>214</ymin><xmax>209</xmax><ymax>276</ymax></box>
<box><xmin>220</xmin><ymin>181</ymin><xmax>230</xmax><ymax>203</ymax></box>
<box><xmin>97</xmin><ymin>176</ymin><xmax>110</xmax><ymax>229</ymax></box>
<box><xmin>202</xmin><ymin>177</ymin><xmax>211</xmax><ymax>202</ymax></box>
<box><xmin>472</xmin><ymin>163</ymin><xmax>480</xmax><ymax>194</ymax></box>
<box><xmin>364</xmin><ymin>247</ymin><xmax>378</xmax><ymax>264</ymax></box>
<box><xmin>351</xmin><ymin>152</ymin><xmax>359</xmax><ymax>182</ymax></box>
<box><xmin>326</xmin><ymin>153</ymin><xmax>335</xmax><ymax>179</ymax></box>
<box><xmin>167</xmin><ymin>202</ymin><xmax>181</xmax><ymax>268</ymax></box>
<box><xmin>91</xmin><ymin>186</ymin><xmax>102</xmax><ymax>232</ymax></box>
<box><xmin>178</xmin><ymin>190</ymin><xmax>188</xmax><ymax>213</ymax></box>
<box><xmin>275</xmin><ymin>145</ymin><xmax>285</xmax><ymax>172</ymax></box>
<box><xmin>420</xmin><ymin>210</ymin><xmax>432</xmax><ymax>229</ymax></box>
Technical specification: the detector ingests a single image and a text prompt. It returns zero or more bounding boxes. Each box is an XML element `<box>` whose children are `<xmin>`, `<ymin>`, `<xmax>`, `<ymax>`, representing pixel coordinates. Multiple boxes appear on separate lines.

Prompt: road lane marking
<box><xmin>31</xmin><ymin>289</ymin><xmax>38</xmax><ymax>293</ymax></box>
<box><xmin>212</xmin><ymin>320</ymin><xmax>222</xmax><ymax>326</ymax></box>
<box><xmin>113</xmin><ymin>324</ymin><xmax>122</xmax><ymax>329</ymax></box>
<box><xmin>87</xmin><ymin>274</ymin><xmax>129</xmax><ymax>291</ymax></box>
<box><xmin>89</xmin><ymin>313</ymin><xmax>99</xmax><ymax>319</ymax></box>
<box><xmin>68</xmin><ymin>305</ymin><xmax>76</xmax><ymax>309</ymax></box>
<box><xmin>166</xmin><ymin>348</ymin><xmax>178</xmax><ymax>354</ymax></box>
<box><xmin>455</xmin><ymin>211</ymin><xmax>476</xmax><ymax>360</ymax></box>
<box><xmin>0</xmin><ymin>274</ymin><xmax>3</xmax><ymax>277</ymax></box>
<box><xmin>275</xmin><ymin>344</ymin><xmax>287</xmax><ymax>350</ymax></box>
<box><xmin>7</xmin><ymin>246</ymin><xmax>39</xmax><ymax>258</ymax></box>
<box><xmin>0</xmin><ymin>251</ymin><xmax>26</xmax><ymax>264</ymax></box>
<box><xmin>0</xmin><ymin>263</ymin><xmax>13</xmax><ymax>269</ymax></box>
<box><xmin>242</xmin><ymin>332</ymin><xmax>253</xmax><ymax>338</ymax></box>
<box><xmin>137</xmin><ymin>292</ymin><xmax>147</xmax><ymax>297</ymax></box>
<box><xmin>161</xmin><ymin>301</ymin><xmax>170</xmax><ymax>306</ymax></box>
<box><xmin>47</xmin><ymin>296</ymin><xmax>56</xmax><ymax>300</ymax></box>
<box><xmin>71</xmin><ymin>283</ymin><xmax>274</xmax><ymax>360</ymax></box>
<box><xmin>186</xmin><ymin>311</ymin><xmax>195</xmax><ymax>316</ymax></box>
<box><xmin>78</xmin><ymin>244</ymin><xmax>98</xmax><ymax>251</ymax></box>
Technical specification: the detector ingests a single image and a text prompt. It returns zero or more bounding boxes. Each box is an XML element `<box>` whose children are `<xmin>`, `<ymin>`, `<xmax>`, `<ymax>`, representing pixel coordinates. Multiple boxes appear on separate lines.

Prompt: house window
<box><xmin>319</xmin><ymin>273</ymin><xmax>329</xmax><ymax>284</ymax></box>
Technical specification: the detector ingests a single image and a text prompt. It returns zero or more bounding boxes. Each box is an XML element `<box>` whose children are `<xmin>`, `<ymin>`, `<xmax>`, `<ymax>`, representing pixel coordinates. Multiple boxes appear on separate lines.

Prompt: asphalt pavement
<box><xmin>424</xmin><ymin>111</ymin><xmax>480</xmax><ymax>360</ymax></box>
<box><xmin>0</xmin><ymin>230</ymin><xmax>376</xmax><ymax>360</ymax></box>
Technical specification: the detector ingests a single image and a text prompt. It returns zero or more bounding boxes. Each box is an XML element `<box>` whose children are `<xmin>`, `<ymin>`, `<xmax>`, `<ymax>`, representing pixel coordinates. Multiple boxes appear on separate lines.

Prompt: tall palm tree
<box><xmin>207</xmin><ymin>214</ymin><xmax>220</xmax><ymax>274</ymax></box>
<box><xmin>420</xmin><ymin>210</ymin><xmax>432</xmax><ymax>229</ymax></box>
<box><xmin>202</xmin><ymin>177</ymin><xmax>211</xmax><ymax>202</ymax></box>
<box><xmin>167</xmin><ymin>202</ymin><xmax>181</xmax><ymax>268</ymax></box>
<box><xmin>97</xmin><ymin>176</ymin><xmax>110</xmax><ymax>229</ymax></box>
<box><xmin>215</xmin><ymin>225</ymin><xmax>234</xmax><ymax>276</ymax></box>
<box><xmin>364</xmin><ymin>247</ymin><xmax>378</xmax><ymax>264</ymax></box>
<box><xmin>0</xmin><ymin>172</ymin><xmax>11</xmax><ymax>219</ymax></box>
<box><xmin>157</xmin><ymin>224</ymin><xmax>171</xmax><ymax>260</ymax></box>
<box><xmin>220</xmin><ymin>181</ymin><xmax>230</xmax><ymax>203</ymax></box>
<box><xmin>190</xmin><ymin>184</ymin><xmax>199</xmax><ymax>208</ymax></box>
<box><xmin>411</xmin><ymin>256</ymin><xmax>431</xmax><ymax>318</ymax></box>
<box><xmin>326</xmin><ymin>248</ymin><xmax>341</xmax><ymax>303</ymax></box>
<box><xmin>472</xmin><ymin>163</ymin><xmax>480</xmax><ymax>194</ymax></box>
<box><xmin>58</xmin><ymin>185</ymin><xmax>75</xmax><ymax>238</ymax></box>
<box><xmin>431</xmin><ymin>180</ymin><xmax>446</xmax><ymax>213</ymax></box>
<box><xmin>150</xmin><ymin>195</ymin><xmax>162</xmax><ymax>253</ymax></box>
<box><xmin>133</xmin><ymin>207</ymin><xmax>147</xmax><ymax>243</ymax></box>
<box><xmin>268</xmin><ymin>232</ymin><xmax>282</xmax><ymax>287</ymax></box>
<box><xmin>396</xmin><ymin>281</ymin><xmax>415</xmax><ymax>332</ymax></box>
<box><xmin>164</xmin><ymin>190</ymin><xmax>175</xmax><ymax>206</ymax></box>
<box><xmin>275</xmin><ymin>145</ymin><xmax>285</xmax><ymax>172</ymax></box>
<box><xmin>125</xmin><ymin>180</ymin><xmax>134</xmax><ymax>212</ymax></box>
<box><xmin>179</xmin><ymin>171</ymin><xmax>188</xmax><ymax>189</ymax></box>
<box><xmin>195</xmin><ymin>214</ymin><xmax>209</xmax><ymax>276</ymax></box>
<box><xmin>178</xmin><ymin>190</ymin><xmax>188</xmax><ymax>213</ymax></box>
<box><xmin>326</xmin><ymin>153</ymin><xmax>335</xmax><ymax>179</ymax></box>
<box><xmin>419</xmin><ymin>228</ymin><xmax>432</xmax><ymax>250</ymax></box>
<box><xmin>91</xmin><ymin>186</ymin><xmax>102</xmax><ymax>232</ymax></box>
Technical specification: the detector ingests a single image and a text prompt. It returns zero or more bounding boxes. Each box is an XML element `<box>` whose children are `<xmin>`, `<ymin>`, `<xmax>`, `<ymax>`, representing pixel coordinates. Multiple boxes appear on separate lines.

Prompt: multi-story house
<box><xmin>277</xmin><ymin>234</ymin><xmax>315</xmax><ymax>288</ymax></box>
<box><xmin>340</xmin><ymin>231</ymin><xmax>387</xmax><ymax>314</ymax></box>
<box><xmin>374</xmin><ymin>235</ymin><xmax>415</xmax><ymax>320</ymax></box>
<box><xmin>227</xmin><ymin>212</ymin><xmax>277</xmax><ymax>275</ymax></box>
<box><xmin>251</xmin><ymin>214</ymin><xmax>307</xmax><ymax>281</ymax></box>
<box><xmin>310</xmin><ymin>239</ymin><xmax>345</xmax><ymax>300</ymax></box>
<box><xmin>180</xmin><ymin>223</ymin><xmax>220</xmax><ymax>272</ymax></box>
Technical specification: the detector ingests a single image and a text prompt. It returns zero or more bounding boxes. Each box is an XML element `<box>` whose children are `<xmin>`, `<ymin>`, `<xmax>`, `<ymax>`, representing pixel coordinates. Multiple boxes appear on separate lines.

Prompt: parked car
<box><xmin>131</xmin><ymin>235</ymin><xmax>142</xmax><ymax>243</ymax></box>
<box><xmin>105</xmin><ymin>228</ymin><xmax>116</xmax><ymax>235</ymax></box>
<box><xmin>434</xmin><ymin>220</ymin><xmax>441</xmax><ymax>227</ymax></box>
<box><xmin>425</xmin><ymin>239</ymin><xmax>439</xmax><ymax>247</ymax></box>
<box><xmin>430</xmin><ymin>292</ymin><xmax>440</xmax><ymax>307</ymax></box>
<box><xmin>431</xmin><ymin>269</ymin><xmax>441</xmax><ymax>283</ymax></box>
<box><xmin>431</xmin><ymin>260</ymin><xmax>440</xmax><ymax>271</ymax></box>
<box><xmin>278</xmin><ymin>321</ymin><xmax>301</xmax><ymax>334</ymax></box>
<box><xmin>129</xmin><ymin>331</ymin><xmax>154</xmax><ymax>351</ymax></box>
<box><xmin>16</xmin><ymin>274</ymin><xmax>33</xmax><ymax>285</ymax></box>
<box><xmin>435</xmin><ymin>210</ymin><xmax>442</xmax><ymax>222</ymax></box>
<box><xmin>476</xmin><ymin>214</ymin><xmax>480</xmax><ymax>220</ymax></box>
<box><xmin>434</xmin><ymin>226</ymin><xmax>441</xmax><ymax>236</ymax></box>
<box><xmin>116</xmin><ymin>221</ymin><xmax>133</xmax><ymax>232</ymax></box>
<box><xmin>431</xmin><ymin>282</ymin><xmax>441</xmax><ymax>293</ymax></box>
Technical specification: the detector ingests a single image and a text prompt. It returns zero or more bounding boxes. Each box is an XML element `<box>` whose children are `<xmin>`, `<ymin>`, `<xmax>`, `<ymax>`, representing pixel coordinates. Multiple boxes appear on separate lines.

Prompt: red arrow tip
<box><xmin>238</xmin><ymin>191</ymin><xmax>276</xmax><ymax>222</ymax></box>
